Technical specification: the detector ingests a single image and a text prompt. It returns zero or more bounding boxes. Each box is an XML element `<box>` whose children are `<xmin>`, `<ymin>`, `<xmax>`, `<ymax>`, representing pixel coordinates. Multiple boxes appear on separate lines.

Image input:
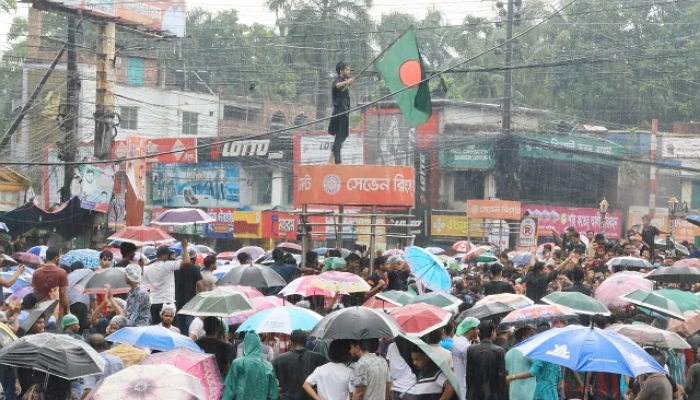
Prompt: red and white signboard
<box><xmin>518</xmin><ymin>218</ymin><xmax>538</xmax><ymax>248</ymax></box>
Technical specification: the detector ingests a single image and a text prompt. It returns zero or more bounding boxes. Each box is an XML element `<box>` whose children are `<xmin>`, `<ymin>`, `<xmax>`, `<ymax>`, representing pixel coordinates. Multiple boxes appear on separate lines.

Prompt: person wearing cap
<box><xmin>60</xmin><ymin>314</ymin><xmax>82</xmax><ymax>340</ymax></box>
<box><xmin>143</xmin><ymin>238</ymin><xmax>190</xmax><ymax>324</ymax></box>
<box><xmin>124</xmin><ymin>263</ymin><xmax>151</xmax><ymax>327</ymax></box>
<box><xmin>452</xmin><ymin>317</ymin><xmax>480</xmax><ymax>400</ymax></box>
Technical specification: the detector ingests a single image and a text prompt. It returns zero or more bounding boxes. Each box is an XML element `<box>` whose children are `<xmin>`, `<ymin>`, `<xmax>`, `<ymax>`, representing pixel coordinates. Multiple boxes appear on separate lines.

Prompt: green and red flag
<box><xmin>374</xmin><ymin>28</ymin><xmax>432</xmax><ymax>128</ymax></box>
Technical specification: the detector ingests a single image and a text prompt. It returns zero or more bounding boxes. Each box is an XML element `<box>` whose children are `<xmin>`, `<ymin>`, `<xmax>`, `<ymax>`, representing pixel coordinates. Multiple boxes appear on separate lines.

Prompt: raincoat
<box><xmin>223</xmin><ymin>333</ymin><xmax>279</xmax><ymax>400</ymax></box>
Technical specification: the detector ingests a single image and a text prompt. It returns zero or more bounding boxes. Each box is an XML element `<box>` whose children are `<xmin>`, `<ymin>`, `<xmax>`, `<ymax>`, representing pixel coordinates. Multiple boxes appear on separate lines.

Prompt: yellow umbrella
<box><xmin>105</xmin><ymin>343</ymin><xmax>149</xmax><ymax>368</ymax></box>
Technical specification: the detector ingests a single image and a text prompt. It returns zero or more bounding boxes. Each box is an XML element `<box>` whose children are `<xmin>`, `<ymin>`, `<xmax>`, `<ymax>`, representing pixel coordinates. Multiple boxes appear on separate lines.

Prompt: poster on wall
<box><xmin>364</xmin><ymin>112</ymin><xmax>415</xmax><ymax>166</ymax></box>
<box><xmin>151</xmin><ymin>163</ymin><xmax>241</xmax><ymax>208</ymax></box>
<box><xmin>204</xmin><ymin>208</ymin><xmax>235</xmax><ymax>239</ymax></box>
<box><xmin>79</xmin><ymin>162</ymin><xmax>117</xmax><ymax>213</ymax></box>
<box><xmin>298</xmin><ymin>132</ymin><xmax>364</xmax><ymax>165</ymax></box>
<box><xmin>126</xmin><ymin>136</ymin><xmax>147</xmax><ymax>201</ymax></box>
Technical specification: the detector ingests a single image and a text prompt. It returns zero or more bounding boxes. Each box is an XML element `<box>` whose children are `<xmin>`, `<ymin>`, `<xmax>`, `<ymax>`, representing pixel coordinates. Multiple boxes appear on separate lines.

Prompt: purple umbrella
<box><xmin>11</xmin><ymin>253</ymin><xmax>42</xmax><ymax>266</ymax></box>
<box><xmin>8</xmin><ymin>286</ymin><xmax>33</xmax><ymax>301</ymax></box>
<box><xmin>150</xmin><ymin>208</ymin><xmax>215</xmax><ymax>226</ymax></box>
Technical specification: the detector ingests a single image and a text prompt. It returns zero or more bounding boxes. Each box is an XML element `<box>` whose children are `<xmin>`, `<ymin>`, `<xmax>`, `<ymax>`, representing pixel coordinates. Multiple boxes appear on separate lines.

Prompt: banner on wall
<box><xmin>523</xmin><ymin>204</ymin><xmax>622</xmax><ymax>239</ymax></box>
<box><xmin>261</xmin><ymin>211</ymin><xmax>298</xmax><ymax>241</ymax></box>
<box><xmin>150</xmin><ymin>163</ymin><xmax>241</xmax><ymax>208</ymax></box>
<box><xmin>233</xmin><ymin>211</ymin><xmax>262</xmax><ymax>239</ymax></box>
<box><xmin>204</xmin><ymin>208</ymin><xmax>235</xmax><ymax>239</ymax></box>
<box><xmin>125</xmin><ymin>136</ymin><xmax>147</xmax><ymax>201</ymax></box>
<box><xmin>466</xmin><ymin>200</ymin><xmax>522</xmax><ymax>220</ymax></box>
<box><xmin>78</xmin><ymin>162</ymin><xmax>117</xmax><ymax>213</ymax></box>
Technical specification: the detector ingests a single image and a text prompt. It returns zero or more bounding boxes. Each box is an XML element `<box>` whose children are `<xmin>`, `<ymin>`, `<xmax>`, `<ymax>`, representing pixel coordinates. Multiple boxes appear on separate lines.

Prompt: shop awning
<box><xmin>0</xmin><ymin>197</ymin><xmax>93</xmax><ymax>239</ymax></box>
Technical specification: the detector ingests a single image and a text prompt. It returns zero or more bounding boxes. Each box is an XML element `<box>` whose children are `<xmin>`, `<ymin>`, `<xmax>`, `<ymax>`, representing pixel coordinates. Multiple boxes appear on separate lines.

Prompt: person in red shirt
<box><xmin>32</xmin><ymin>247</ymin><xmax>69</xmax><ymax>316</ymax></box>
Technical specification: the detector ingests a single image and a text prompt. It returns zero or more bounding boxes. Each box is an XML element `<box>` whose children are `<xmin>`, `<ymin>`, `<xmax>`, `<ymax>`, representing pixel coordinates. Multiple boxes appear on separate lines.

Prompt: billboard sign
<box><xmin>79</xmin><ymin>162</ymin><xmax>117</xmax><ymax>213</ymax></box>
<box><xmin>261</xmin><ymin>211</ymin><xmax>298</xmax><ymax>241</ymax></box>
<box><xmin>233</xmin><ymin>211</ymin><xmax>262</xmax><ymax>239</ymax></box>
<box><xmin>198</xmin><ymin>137</ymin><xmax>292</xmax><ymax>164</ymax></box>
<box><xmin>38</xmin><ymin>0</ymin><xmax>187</xmax><ymax>37</ymax></box>
<box><xmin>466</xmin><ymin>200</ymin><xmax>522</xmax><ymax>220</ymax></box>
<box><xmin>364</xmin><ymin>112</ymin><xmax>415</xmax><ymax>166</ymax></box>
<box><xmin>150</xmin><ymin>163</ymin><xmax>240</xmax><ymax>208</ymax></box>
<box><xmin>204</xmin><ymin>208</ymin><xmax>235</xmax><ymax>239</ymax></box>
<box><xmin>296</xmin><ymin>131</ymin><xmax>364</xmax><ymax>165</ymax></box>
<box><xmin>523</xmin><ymin>204</ymin><xmax>622</xmax><ymax>239</ymax></box>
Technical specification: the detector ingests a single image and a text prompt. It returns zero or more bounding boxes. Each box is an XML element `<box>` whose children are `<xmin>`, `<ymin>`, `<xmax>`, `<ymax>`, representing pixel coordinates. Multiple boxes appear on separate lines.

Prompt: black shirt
<box><xmin>174</xmin><ymin>265</ymin><xmax>202</xmax><ymax>308</ymax></box>
<box><xmin>331</xmin><ymin>75</ymin><xmax>350</xmax><ymax>113</ymax></box>
<box><xmin>387</xmin><ymin>270</ymin><xmax>409</xmax><ymax>291</ymax></box>
<box><xmin>525</xmin><ymin>270</ymin><xmax>560</xmax><ymax>303</ymax></box>
<box><xmin>196</xmin><ymin>337</ymin><xmax>235</xmax><ymax>377</ymax></box>
<box><xmin>483</xmin><ymin>280</ymin><xmax>515</xmax><ymax>296</ymax></box>
<box><xmin>466</xmin><ymin>340</ymin><xmax>507</xmax><ymax>400</ymax></box>
<box><xmin>272</xmin><ymin>348</ymin><xmax>328</xmax><ymax>400</ymax></box>
<box><xmin>641</xmin><ymin>225</ymin><xmax>661</xmax><ymax>252</ymax></box>
<box><xmin>562</xmin><ymin>281</ymin><xmax>592</xmax><ymax>296</ymax></box>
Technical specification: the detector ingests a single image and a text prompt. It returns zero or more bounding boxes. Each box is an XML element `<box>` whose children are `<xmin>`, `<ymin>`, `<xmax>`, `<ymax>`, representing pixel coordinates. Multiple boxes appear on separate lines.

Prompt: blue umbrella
<box><xmin>511</xmin><ymin>252</ymin><xmax>532</xmax><ymax>267</ymax></box>
<box><xmin>236</xmin><ymin>306</ymin><xmax>323</xmax><ymax>334</ymax></box>
<box><xmin>0</xmin><ymin>271</ymin><xmax>31</xmax><ymax>292</ymax></box>
<box><xmin>405</xmin><ymin>246</ymin><xmax>451</xmax><ymax>293</ymax></box>
<box><xmin>168</xmin><ymin>243</ymin><xmax>199</xmax><ymax>257</ymax></box>
<box><xmin>106</xmin><ymin>326</ymin><xmax>202</xmax><ymax>353</ymax></box>
<box><xmin>60</xmin><ymin>249</ymin><xmax>101</xmax><ymax>270</ymax></box>
<box><xmin>515</xmin><ymin>325</ymin><xmax>665</xmax><ymax>377</ymax></box>
<box><xmin>312</xmin><ymin>247</ymin><xmax>330</xmax><ymax>255</ymax></box>
<box><xmin>27</xmin><ymin>246</ymin><xmax>48</xmax><ymax>260</ymax></box>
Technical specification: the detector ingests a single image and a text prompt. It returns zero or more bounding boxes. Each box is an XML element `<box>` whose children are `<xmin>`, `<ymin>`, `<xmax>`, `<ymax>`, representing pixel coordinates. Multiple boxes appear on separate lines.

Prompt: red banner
<box><xmin>296</xmin><ymin>165</ymin><xmax>415</xmax><ymax>207</ymax></box>
<box><xmin>261</xmin><ymin>211</ymin><xmax>298</xmax><ymax>241</ymax></box>
<box><xmin>522</xmin><ymin>204</ymin><xmax>622</xmax><ymax>239</ymax></box>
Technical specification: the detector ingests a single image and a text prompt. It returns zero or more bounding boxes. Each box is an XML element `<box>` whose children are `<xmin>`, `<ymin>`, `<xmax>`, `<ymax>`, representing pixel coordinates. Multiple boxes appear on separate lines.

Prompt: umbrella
<box><xmin>0</xmin><ymin>222</ymin><xmax>7</xmax><ymax>233</ymax></box>
<box><xmin>217</xmin><ymin>264</ymin><xmax>287</xmax><ymax>289</ymax></box>
<box><xmin>668</xmin><ymin>311</ymin><xmax>700</xmax><ymax>336</ymax></box>
<box><xmin>514</xmin><ymin>325</ymin><xmax>665</xmax><ymax>377</ymax></box>
<box><xmin>279</xmin><ymin>276</ymin><xmax>335</xmax><ymax>298</ymax></box>
<box><xmin>141</xmin><ymin>348</ymin><xmax>223</xmax><ymax>400</ymax></box>
<box><xmin>108</xmin><ymin>226</ymin><xmax>176</xmax><ymax>246</ymax></box>
<box><xmin>405</xmin><ymin>246</ymin><xmax>451</xmax><ymax>293</ymax></box>
<box><xmin>78</xmin><ymin>267</ymin><xmax>130</xmax><ymax>294</ymax></box>
<box><xmin>542</xmin><ymin>292</ymin><xmax>611</xmax><ymax>316</ymax></box>
<box><xmin>311</xmin><ymin>271</ymin><xmax>371</xmax><ymax>293</ymax></box>
<box><xmin>407</xmin><ymin>292</ymin><xmax>463</xmax><ymax>312</ymax></box>
<box><xmin>383</xmin><ymin>249</ymin><xmax>405</xmax><ymax>257</ymax></box>
<box><xmin>687</xmin><ymin>215</ymin><xmax>700</xmax><ymax>227</ymax></box>
<box><xmin>456</xmin><ymin>302</ymin><xmax>514</xmax><ymax>322</ymax></box>
<box><xmin>376</xmin><ymin>290</ymin><xmax>414</xmax><ymax>306</ymax></box>
<box><xmin>313</xmin><ymin>247</ymin><xmax>352</xmax><ymax>258</ymax></box>
<box><xmin>218</xmin><ymin>285</ymin><xmax>263</xmax><ymax>299</ymax></box>
<box><xmin>7</xmin><ymin>286</ymin><xmax>33</xmax><ymax>301</ymax></box>
<box><xmin>655</xmin><ymin>289</ymin><xmax>700</xmax><ymax>313</ymax></box>
<box><xmin>673</xmin><ymin>258</ymin><xmax>700</xmax><ymax>268</ymax></box>
<box><xmin>151</xmin><ymin>208</ymin><xmax>215</xmax><ymax>226</ymax></box>
<box><xmin>236</xmin><ymin>306</ymin><xmax>322</xmax><ymax>334</ymax></box>
<box><xmin>474</xmin><ymin>251</ymin><xmax>498</xmax><ymax>263</ymax></box>
<box><xmin>499</xmin><ymin>304</ymin><xmax>578</xmax><ymax>329</ymax></box>
<box><xmin>0</xmin><ymin>270</ymin><xmax>32</xmax><ymax>292</ymax></box>
<box><xmin>655</xmin><ymin>238</ymin><xmax>689</xmax><ymax>256</ymax></box>
<box><xmin>362</xmin><ymin>295</ymin><xmax>402</xmax><ymax>311</ymax></box>
<box><xmin>89</xmin><ymin>364</ymin><xmax>205</xmax><ymax>400</ymax></box>
<box><xmin>27</xmin><ymin>245</ymin><xmax>48</xmax><ymax>260</ymax></box>
<box><xmin>106</xmin><ymin>326</ymin><xmax>203</xmax><ymax>353</ymax></box>
<box><xmin>216</xmin><ymin>251</ymin><xmax>236</xmax><ymax>261</ymax></box>
<box><xmin>452</xmin><ymin>241</ymin><xmax>472</xmax><ymax>253</ymax></box>
<box><xmin>178</xmin><ymin>287</ymin><xmax>254</xmax><ymax>318</ymax></box>
<box><xmin>464</xmin><ymin>245</ymin><xmax>493</xmax><ymax>260</ymax></box>
<box><xmin>276</xmin><ymin>242</ymin><xmax>302</xmax><ymax>252</ymax></box>
<box><xmin>235</xmin><ymin>246</ymin><xmax>266</xmax><ymax>261</ymax></box>
<box><xmin>607</xmin><ymin>257</ymin><xmax>653</xmax><ymax>272</ymax></box>
<box><xmin>0</xmin><ymin>332</ymin><xmax>104</xmax><ymax>379</ymax></box>
<box><xmin>10</xmin><ymin>252</ymin><xmax>42</xmax><ymax>266</ymax></box>
<box><xmin>510</xmin><ymin>252</ymin><xmax>532</xmax><ymax>267</ymax></box>
<box><xmin>224</xmin><ymin>296</ymin><xmax>287</xmax><ymax>325</ymax></box>
<box><xmin>646</xmin><ymin>266</ymin><xmax>700</xmax><ymax>284</ymax></box>
<box><xmin>389</xmin><ymin>304</ymin><xmax>452</xmax><ymax>336</ymax></box>
<box><xmin>0</xmin><ymin>255</ymin><xmax>17</xmax><ymax>267</ymax></box>
<box><xmin>425</xmin><ymin>247</ymin><xmax>445</xmax><ymax>255</ymax></box>
<box><xmin>594</xmin><ymin>271</ymin><xmax>654</xmax><ymax>308</ymax></box>
<box><xmin>475</xmin><ymin>293</ymin><xmax>534</xmax><ymax>309</ymax></box>
<box><xmin>59</xmin><ymin>249</ymin><xmax>101</xmax><ymax>269</ymax></box>
<box><xmin>606</xmin><ymin>324</ymin><xmax>690</xmax><ymax>350</ymax></box>
<box><xmin>311</xmin><ymin>306</ymin><xmax>404</xmax><ymax>340</ymax></box>
<box><xmin>620</xmin><ymin>289</ymin><xmax>685</xmax><ymax>320</ymax></box>
<box><xmin>437</xmin><ymin>255</ymin><xmax>460</xmax><ymax>270</ymax></box>
<box><xmin>105</xmin><ymin>344</ymin><xmax>149</xmax><ymax>368</ymax></box>
<box><xmin>395</xmin><ymin>334</ymin><xmax>464</xmax><ymax>400</ymax></box>
<box><xmin>19</xmin><ymin>300</ymin><xmax>58</xmax><ymax>336</ymax></box>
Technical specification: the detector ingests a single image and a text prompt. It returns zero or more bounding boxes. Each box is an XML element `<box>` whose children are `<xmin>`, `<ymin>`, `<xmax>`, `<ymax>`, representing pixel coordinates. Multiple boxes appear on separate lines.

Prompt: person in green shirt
<box><xmin>505</xmin><ymin>326</ymin><xmax>537</xmax><ymax>400</ymax></box>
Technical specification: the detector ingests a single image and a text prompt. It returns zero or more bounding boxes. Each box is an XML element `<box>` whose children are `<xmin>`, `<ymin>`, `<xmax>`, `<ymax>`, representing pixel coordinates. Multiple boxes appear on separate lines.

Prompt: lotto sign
<box><xmin>518</xmin><ymin>218</ymin><xmax>538</xmax><ymax>247</ymax></box>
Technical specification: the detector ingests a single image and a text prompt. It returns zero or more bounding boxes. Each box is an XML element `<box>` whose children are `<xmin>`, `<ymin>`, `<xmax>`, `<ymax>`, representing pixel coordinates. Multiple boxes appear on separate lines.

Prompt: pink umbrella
<box><xmin>279</xmin><ymin>276</ymin><xmax>335</xmax><ymax>298</ymax></box>
<box><xmin>7</xmin><ymin>286</ymin><xmax>33</xmax><ymax>301</ymax></box>
<box><xmin>594</xmin><ymin>271</ymin><xmax>654</xmax><ymax>308</ymax></box>
<box><xmin>383</xmin><ymin>249</ymin><xmax>405</xmax><ymax>257</ymax></box>
<box><xmin>141</xmin><ymin>348</ymin><xmax>222</xmax><ymax>400</ymax></box>
<box><xmin>235</xmin><ymin>246</ymin><xmax>266</xmax><ymax>261</ymax></box>
<box><xmin>276</xmin><ymin>242</ymin><xmax>302</xmax><ymax>252</ymax></box>
<box><xmin>464</xmin><ymin>245</ymin><xmax>492</xmax><ymax>260</ymax></box>
<box><xmin>218</xmin><ymin>285</ymin><xmax>263</xmax><ymax>298</ymax></box>
<box><xmin>224</xmin><ymin>296</ymin><xmax>287</xmax><ymax>325</ymax></box>
<box><xmin>216</xmin><ymin>251</ymin><xmax>236</xmax><ymax>261</ymax></box>
<box><xmin>311</xmin><ymin>271</ymin><xmax>371</xmax><ymax>293</ymax></box>
<box><xmin>674</xmin><ymin>258</ymin><xmax>700</xmax><ymax>268</ymax></box>
<box><xmin>668</xmin><ymin>311</ymin><xmax>700</xmax><ymax>336</ymax></box>
<box><xmin>10</xmin><ymin>252</ymin><xmax>42</xmax><ymax>266</ymax></box>
<box><xmin>452</xmin><ymin>241</ymin><xmax>472</xmax><ymax>253</ymax></box>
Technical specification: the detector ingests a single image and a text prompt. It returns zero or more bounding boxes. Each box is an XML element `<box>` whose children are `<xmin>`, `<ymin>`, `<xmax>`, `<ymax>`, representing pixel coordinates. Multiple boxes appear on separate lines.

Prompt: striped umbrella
<box><xmin>500</xmin><ymin>304</ymin><xmax>578</xmax><ymax>329</ymax></box>
<box><xmin>279</xmin><ymin>276</ymin><xmax>335</xmax><ymax>298</ymax></box>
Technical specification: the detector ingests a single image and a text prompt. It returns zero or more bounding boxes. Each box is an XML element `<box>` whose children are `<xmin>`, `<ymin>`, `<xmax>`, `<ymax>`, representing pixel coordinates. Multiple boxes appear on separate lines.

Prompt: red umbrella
<box><xmin>363</xmin><ymin>295</ymin><xmax>401</xmax><ymax>311</ymax></box>
<box><xmin>277</xmin><ymin>242</ymin><xmax>302</xmax><ymax>252</ymax></box>
<box><xmin>11</xmin><ymin>252</ymin><xmax>42</xmax><ymax>266</ymax></box>
<box><xmin>216</xmin><ymin>251</ymin><xmax>236</xmax><ymax>261</ymax></box>
<box><xmin>452</xmin><ymin>241</ymin><xmax>472</xmax><ymax>253</ymax></box>
<box><xmin>389</xmin><ymin>304</ymin><xmax>452</xmax><ymax>336</ymax></box>
<box><xmin>674</xmin><ymin>259</ymin><xmax>700</xmax><ymax>268</ymax></box>
<box><xmin>107</xmin><ymin>226</ymin><xmax>176</xmax><ymax>247</ymax></box>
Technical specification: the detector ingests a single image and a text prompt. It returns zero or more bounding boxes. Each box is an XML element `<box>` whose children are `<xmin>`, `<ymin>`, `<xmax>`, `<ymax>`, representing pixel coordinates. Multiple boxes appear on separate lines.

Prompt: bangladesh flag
<box><xmin>374</xmin><ymin>28</ymin><xmax>432</xmax><ymax>128</ymax></box>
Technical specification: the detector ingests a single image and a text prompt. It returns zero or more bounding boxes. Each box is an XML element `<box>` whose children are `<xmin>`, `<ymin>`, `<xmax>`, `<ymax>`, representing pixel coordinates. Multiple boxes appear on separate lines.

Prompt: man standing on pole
<box><xmin>328</xmin><ymin>61</ymin><xmax>354</xmax><ymax>164</ymax></box>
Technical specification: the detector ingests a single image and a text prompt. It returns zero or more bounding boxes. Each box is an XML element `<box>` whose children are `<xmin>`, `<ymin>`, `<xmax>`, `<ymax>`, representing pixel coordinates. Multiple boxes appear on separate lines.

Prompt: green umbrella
<box><xmin>178</xmin><ymin>287</ymin><xmax>254</xmax><ymax>318</ymax></box>
<box><xmin>542</xmin><ymin>292</ymin><xmax>611</xmax><ymax>316</ymax></box>
<box><xmin>475</xmin><ymin>251</ymin><xmax>498</xmax><ymax>263</ymax></box>
<box><xmin>621</xmin><ymin>289</ymin><xmax>685</xmax><ymax>321</ymax></box>
<box><xmin>375</xmin><ymin>290</ymin><xmax>413</xmax><ymax>306</ymax></box>
<box><xmin>655</xmin><ymin>289</ymin><xmax>700</xmax><ymax>313</ymax></box>
<box><xmin>408</xmin><ymin>292</ymin><xmax>463</xmax><ymax>312</ymax></box>
<box><xmin>395</xmin><ymin>334</ymin><xmax>464</xmax><ymax>400</ymax></box>
<box><xmin>437</xmin><ymin>255</ymin><xmax>461</xmax><ymax>270</ymax></box>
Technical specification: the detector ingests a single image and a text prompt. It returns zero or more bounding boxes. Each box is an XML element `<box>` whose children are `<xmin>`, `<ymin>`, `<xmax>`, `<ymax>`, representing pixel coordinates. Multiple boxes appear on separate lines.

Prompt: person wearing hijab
<box><xmin>222</xmin><ymin>332</ymin><xmax>278</xmax><ymax>400</ymax></box>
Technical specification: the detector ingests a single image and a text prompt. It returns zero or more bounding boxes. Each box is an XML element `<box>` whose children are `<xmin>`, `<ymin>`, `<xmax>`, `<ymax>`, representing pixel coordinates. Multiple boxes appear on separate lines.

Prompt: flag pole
<box><xmin>343</xmin><ymin>26</ymin><xmax>414</xmax><ymax>91</ymax></box>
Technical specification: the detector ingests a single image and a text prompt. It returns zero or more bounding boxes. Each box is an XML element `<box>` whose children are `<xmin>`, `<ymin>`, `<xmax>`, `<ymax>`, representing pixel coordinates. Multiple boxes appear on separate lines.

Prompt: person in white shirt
<box><xmin>143</xmin><ymin>239</ymin><xmax>190</xmax><ymax>324</ymax></box>
<box><xmin>386</xmin><ymin>341</ymin><xmax>418</xmax><ymax>399</ymax></box>
<box><xmin>451</xmin><ymin>317</ymin><xmax>480</xmax><ymax>400</ymax></box>
<box><xmin>304</xmin><ymin>340</ymin><xmax>353</xmax><ymax>400</ymax></box>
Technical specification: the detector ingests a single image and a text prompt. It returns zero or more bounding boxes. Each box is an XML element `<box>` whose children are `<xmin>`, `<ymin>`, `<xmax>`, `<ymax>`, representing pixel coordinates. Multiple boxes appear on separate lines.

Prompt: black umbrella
<box><xmin>217</xmin><ymin>264</ymin><xmax>287</xmax><ymax>289</ymax></box>
<box><xmin>19</xmin><ymin>299</ymin><xmax>57</xmax><ymax>336</ymax></box>
<box><xmin>78</xmin><ymin>267</ymin><xmax>130</xmax><ymax>294</ymax></box>
<box><xmin>456</xmin><ymin>302</ymin><xmax>515</xmax><ymax>322</ymax></box>
<box><xmin>646</xmin><ymin>266</ymin><xmax>700</xmax><ymax>284</ymax></box>
<box><xmin>310</xmin><ymin>306</ymin><xmax>404</xmax><ymax>340</ymax></box>
<box><xmin>0</xmin><ymin>332</ymin><xmax>104</xmax><ymax>379</ymax></box>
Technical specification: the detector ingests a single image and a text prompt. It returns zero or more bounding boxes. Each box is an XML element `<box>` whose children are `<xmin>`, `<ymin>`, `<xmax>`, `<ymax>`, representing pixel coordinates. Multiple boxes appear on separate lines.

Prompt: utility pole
<box><xmin>501</xmin><ymin>0</ymin><xmax>514</xmax><ymax>135</ymax></box>
<box><xmin>59</xmin><ymin>16</ymin><xmax>80</xmax><ymax>203</ymax></box>
<box><xmin>92</xmin><ymin>22</ymin><xmax>116</xmax><ymax>246</ymax></box>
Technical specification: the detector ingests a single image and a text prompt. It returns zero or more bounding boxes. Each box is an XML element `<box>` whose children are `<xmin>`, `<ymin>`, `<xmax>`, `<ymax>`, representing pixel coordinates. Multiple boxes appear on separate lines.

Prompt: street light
<box><xmin>668</xmin><ymin>196</ymin><xmax>679</xmax><ymax>239</ymax></box>
<box><xmin>599</xmin><ymin>198</ymin><xmax>609</xmax><ymax>234</ymax></box>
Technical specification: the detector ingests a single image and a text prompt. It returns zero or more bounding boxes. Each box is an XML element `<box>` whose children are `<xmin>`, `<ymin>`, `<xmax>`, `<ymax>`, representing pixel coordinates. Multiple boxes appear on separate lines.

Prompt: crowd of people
<box><xmin>0</xmin><ymin>213</ymin><xmax>696</xmax><ymax>400</ymax></box>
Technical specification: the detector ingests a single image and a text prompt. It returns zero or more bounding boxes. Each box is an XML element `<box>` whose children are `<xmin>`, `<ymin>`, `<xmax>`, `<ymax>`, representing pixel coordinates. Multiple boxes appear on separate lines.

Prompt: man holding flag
<box><xmin>327</xmin><ymin>61</ymin><xmax>354</xmax><ymax>164</ymax></box>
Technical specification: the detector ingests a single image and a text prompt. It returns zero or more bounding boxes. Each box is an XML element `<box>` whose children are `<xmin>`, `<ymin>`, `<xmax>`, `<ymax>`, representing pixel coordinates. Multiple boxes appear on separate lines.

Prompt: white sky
<box><xmin>0</xmin><ymin>0</ymin><xmax>495</xmax><ymax>50</ymax></box>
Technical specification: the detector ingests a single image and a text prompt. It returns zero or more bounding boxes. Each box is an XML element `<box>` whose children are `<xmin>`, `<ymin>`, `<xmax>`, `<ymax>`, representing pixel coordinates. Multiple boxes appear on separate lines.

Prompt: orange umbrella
<box><xmin>363</xmin><ymin>295</ymin><xmax>401</xmax><ymax>311</ymax></box>
<box><xmin>668</xmin><ymin>311</ymin><xmax>700</xmax><ymax>336</ymax></box>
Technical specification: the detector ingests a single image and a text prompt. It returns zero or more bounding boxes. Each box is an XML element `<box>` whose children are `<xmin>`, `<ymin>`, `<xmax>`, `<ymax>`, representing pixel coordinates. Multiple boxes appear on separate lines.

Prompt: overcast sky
<box><xmin>0</xmin><ymin>0</ymin><xmax>495</xmax><ymax>50</ymax></box>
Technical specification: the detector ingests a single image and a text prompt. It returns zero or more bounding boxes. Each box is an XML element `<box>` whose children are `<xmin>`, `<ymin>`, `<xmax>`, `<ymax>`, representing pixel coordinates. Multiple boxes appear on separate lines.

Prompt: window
<box><xmin>182</xmin><ymin>112</ymin><xmax>198</xmax><ymax>135</ymax></box>
<box><xmin>453</xmin><ymin>170</ymin><xmax>485</xmax><ymax>202</ymax></box>
<box><xmin>224</xmin><ymin>105</ymin><xmax>246</xmax><ymax>120</ymax></box>
<box><xmin>254</xmin><ymin>169</ymin><xmax>273</xmax><ymax>205</ymax></box>
<box><xmin>693</xmin><ymin>181</ymin><xmax>700</xmax><ymax>210</ymax></box>
<box><xmin>126</xmin><ymin>57</ymin><xmax>145</xmax><ymax>87</ymax></box>
<box><xmin>119</xmin><ymin>106</ymin><xmax>138</xmax><ymax>130</ymax></box>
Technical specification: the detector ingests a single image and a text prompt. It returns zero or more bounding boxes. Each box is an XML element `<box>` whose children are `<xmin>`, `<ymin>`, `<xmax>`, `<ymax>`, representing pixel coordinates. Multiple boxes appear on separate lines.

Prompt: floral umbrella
<box><xmin>59</xmin><ymin>249</ymin><xmax>101</xmax><ymax>269</ymax></box>
<box><xmin>89</xmin><ymin>364</ymin><xmax>205</xmax><ymax>400</ymax></box>
<box><xmin>311</xmin><ymin>271</ymin><xmax>371</xmax><ymax>293</ymax></box>
<box><xmin>475</xmin><ymin>293</ymin><xmax>534</xmax><ymax>309</ymax></box>
<box><xmin>499</xmin><ymin>304</ymin><xmax>578</xmax><ymax>329</ymax></box>
<box><xmin>141</xmin><ymin>348</ymin><xmax>223</xmax><ymax>400</ymax></box>
<box><xmin>279</xmin><ymin>276</ymin><xmax>335</xmax><ymax>298</ymax></box>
